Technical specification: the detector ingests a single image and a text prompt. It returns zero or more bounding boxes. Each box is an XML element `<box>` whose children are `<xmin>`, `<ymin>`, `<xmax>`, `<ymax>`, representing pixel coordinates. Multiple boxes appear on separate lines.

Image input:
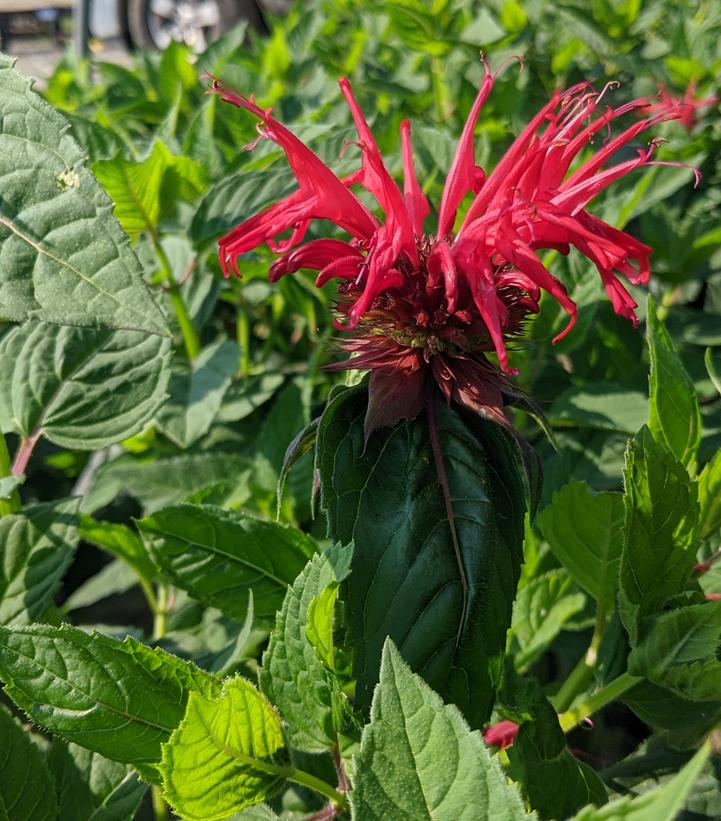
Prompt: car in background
<box><xmin>0</xmin><ymin>0</ymin><xmax>275</xmax><ymax>52</ymax></box>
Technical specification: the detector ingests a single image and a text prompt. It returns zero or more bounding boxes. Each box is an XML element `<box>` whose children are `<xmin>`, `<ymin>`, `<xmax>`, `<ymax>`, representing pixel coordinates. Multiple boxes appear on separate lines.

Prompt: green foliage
<box><xmin>317</xmin><ymin>386</ymin><xmax>530</xmax><ymax>728</ymax></box>
<box><xmin>0</xmin><ymin>708</ymin><xmax>57</xmax><ymax>821</ymax></box>
<box><xmin>160</xmin><ymin>677</ymin><xmax>287</xmax><ymax>821</ymax></box>
<box><xmin>352</xmin><ymin>639</ymin><xmax>533</xmax><ymax>820</ymax></box>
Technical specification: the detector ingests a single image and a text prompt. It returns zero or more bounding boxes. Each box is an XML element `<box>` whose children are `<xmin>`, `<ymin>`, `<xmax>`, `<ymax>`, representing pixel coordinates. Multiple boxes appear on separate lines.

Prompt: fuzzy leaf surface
<box><xmin>160</xmin><ymin>677</ymin><xmax>287</xmax><ymax>821</ymax></box>
<box><xmin>352</xmin><ymin>639</ymin><xmax>533</xmax><ymax>820</ymax></box>
<box><xmin>138</xmin><ymin>503</ymin><xmax>316</xmax><ymax>620</ymax></box>
<box><xmin>0</xmin><ymin>322</ymin><xmax>171</xmax><ymax>450</ymax></box>
<box><xmin>0</xmin><ymin>56</ymin><xmax>168</xmax><ymax>335</ymax></box>
<box><xmin>259</xmin><ymin>543</ymin><xmax>352</xmax><ymax>751</ymax></box>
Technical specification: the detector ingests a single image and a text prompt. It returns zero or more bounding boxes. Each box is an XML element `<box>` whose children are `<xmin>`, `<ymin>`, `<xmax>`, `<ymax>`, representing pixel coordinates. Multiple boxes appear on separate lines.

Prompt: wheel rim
<box><xmin>147</xmin><ymin>0</ymin><xmax>221</xmax><ymax>50</ymax></box>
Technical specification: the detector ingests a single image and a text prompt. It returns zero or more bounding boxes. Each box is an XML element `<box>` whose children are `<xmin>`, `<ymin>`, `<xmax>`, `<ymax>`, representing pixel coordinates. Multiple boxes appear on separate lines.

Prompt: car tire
<box><xmin>126</xmin><ymin>0</ymin><xmax>266</xmax><ymax>51</ymax></box>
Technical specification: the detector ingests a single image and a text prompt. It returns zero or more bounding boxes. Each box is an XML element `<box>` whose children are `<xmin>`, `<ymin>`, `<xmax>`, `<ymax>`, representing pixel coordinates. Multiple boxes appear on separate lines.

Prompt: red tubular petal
<box><xmin>427</xmin><ymin>240</ymin><xmax>459</xmax><ymax>314</ymax></box>
<box><xmin>210</xmin><ymin>77</ymin><xmax>377</xmax><ymax>244</ymax></box>
<box><xmin>400</xmin><ymin>119</ymin><xmax>430</xmax><ymax>236</ymax></box>
<box><xmin>315</xmin><ymin>255</ymin><xmax>364</xmax><ymax>287</ymax></box>
<box><xmin>338</xmin><ymin>77</ymin><xmax>418</xmax><ymax>262</ymax></box>
<box><xmin>437</xmin><ymin>57</ymin><xmax>494</xmax><ymax>237</ymax></box>
<box><xmin>268</xmin><ymin>239</ymin><xmax>361</xmax><ymax>281</ymax></box>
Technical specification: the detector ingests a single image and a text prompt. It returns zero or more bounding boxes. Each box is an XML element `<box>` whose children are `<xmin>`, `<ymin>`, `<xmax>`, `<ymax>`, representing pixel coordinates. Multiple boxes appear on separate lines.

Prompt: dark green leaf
<box><xmin>0</xmin><ymin>499</ymin><xmax>80</xmax><ymax>625</ymax></box>
<box><xmin>138</xmin><ymin>503</ymin><xmax>316</xmax><ymax>620</ymax></box>
<box><xmin>698</xmin><ymin>449</ymin><xmax>721</xmax><ymax>540</ymax></box>
<box><xmin>276</xmin><ymin>416</ymin><xmax>319</xmax><ymax>519</ymax></box>
<box><xmin>0</xmin><ymin>322</ymin><xmax>171</xmax><ymax>450</ymax></box>
<box><xmin>47</xmin><ymin>740</ymin><xmax>147</xmax><ymax>821</ymax></box>
<box><xmin>352</xmin><ymin>639</ymin><xmax>533</xmax><ymax>820</ymax></box>
<box><xmin>619</xmin><ymin>427</ymin><xmax>699</xmax><ymax>642</ymax></box>
<box><xmin>0</xmin><ymin>624</ymin><xmax>220</xmax><ymax>780</ymax></box>
<box><xmin>318</xmin><ymin>386</ymin><xmax>529</xmax><ymax>727</ymax></box>
<box><xmin>0</xmin><ymin>56</ymin><xmax>168</xmax><ymax>335</ymax></box>
<box><xmin>78</xmin><ymin>516</ymin><xmax>158</xmax><ymax>584</ymax></box>
<box><xmin>259</xmin><ymin>543</ymin><xmax>353</xmax><ymax>751</ymax></box>
<box><xmin>160</xmin><ymin>676</ymin><xmax>288</xmax><ymax>821</ymax></box>
<box><xmin>63</xmin><ymin>559</ymin><xmax>138</xmax><ymax>612</ymax></box>
<box><xmin>217</xmin><ymin>373</ymin><xmax>285</xmax><ymax>422</ymax></box>
<box><xmin>647</xmin><ymin>296</ymin><xmax>701</xmax><ymax>467</ymax></box>
<box><xmin>549</xmin><ymin>385</ymin><xmax>648</xmax><ymax>434</ymax></box>
<box><xmin>0</xmin><ymin>708</ymin><xmax>57</xmax><ymax>821</ymax></box>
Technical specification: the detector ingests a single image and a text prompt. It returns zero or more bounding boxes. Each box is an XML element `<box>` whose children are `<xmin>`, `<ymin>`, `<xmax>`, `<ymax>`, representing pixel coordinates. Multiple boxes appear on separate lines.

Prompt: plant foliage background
<box><xmin>1</xmin><ymin>0</ymin><xmax>721</xmax><ymax>819</ymax></box>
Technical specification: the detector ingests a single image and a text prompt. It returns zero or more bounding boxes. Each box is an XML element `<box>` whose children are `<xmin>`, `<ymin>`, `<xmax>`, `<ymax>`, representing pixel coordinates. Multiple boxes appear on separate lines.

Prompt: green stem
<box><xmin>0</xmin><ymin>433</ymin><xmax>21</xmax><ymax>516</ymax></box>
<box><xmin>153</xmin><ymin>234</ymin><xmax>200</xmax><ymax>361</ymax></box>
<box><xmin>236</xmin><ymin>294</ymin><xmax>251</xmax><ymax>378</ymax></box>
<box><xmin>431</xmin><ymin>56</ymin><xmax>453</xmax><ymax>122</ymax></box>
<box><xmin>558</xmin><ymin>672</ymin><xmax>641</xmax><ymax>734</ymax></box>
<box><xmin>151</xmin><ymin>786</ymin><xmax>169</xmax><ymax>821</ymax></box>
<box><xmin>151</xmin><ymin>582</ymin><xmax>171</xmax><ymax>821</ymax></box>
<box><xmin>286</xmin><ymin>767</ymin><xmax>347</xmax><ymax>809</ymax></box>
<box><xmin>553</xmin><ymin>604</ymin><xmax>607</xmax><ymax>713</ymax></box>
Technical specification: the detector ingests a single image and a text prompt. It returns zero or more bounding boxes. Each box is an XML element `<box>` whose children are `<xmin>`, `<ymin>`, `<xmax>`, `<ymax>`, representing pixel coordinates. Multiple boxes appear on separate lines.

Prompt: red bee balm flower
<box><xmin>210</xmin><ymin>62</ymin><xmax>696</xmax><ymax>435</ymax></box>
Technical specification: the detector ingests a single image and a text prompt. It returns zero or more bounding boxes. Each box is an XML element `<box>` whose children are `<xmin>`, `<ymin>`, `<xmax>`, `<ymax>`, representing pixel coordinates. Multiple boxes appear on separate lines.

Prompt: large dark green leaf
<box><xmin>0</xmin><ymin>56</ymin><xmax>168</xmax><ymax>335</ymax></box>
<box><xmin>138</xmin><ymin>503</ymin><xmax>317</xmax><ymax>620</ymax></box>
<box><xmin>317</xmin><ymin>385</ymin><xmax>530</xmax><ymax>727</ymax></box>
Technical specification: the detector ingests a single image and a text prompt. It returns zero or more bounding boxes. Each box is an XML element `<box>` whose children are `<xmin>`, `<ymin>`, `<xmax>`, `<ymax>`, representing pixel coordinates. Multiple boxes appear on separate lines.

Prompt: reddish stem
<box><xmin>12</xmin><ymin>432</ymin><xmax>40</xmax><ymax>476</ymax></box>
<box><xmin>695</xmin><ymin>547</ymin><xmax>721</xmax><ymax>576</ymax></box>
<box><xmin>331</xmin><ymin>742</ymin><xmax>349</xmax><ymax>793</ymax></box>
<box><xmin>425</xmin><ymin>388</ymin><xmax>468</xmax><ymax>646</ymax></box>
<box><xmin>303</xmin><ymin>804</ymin><xmax>338</xmax><ymax>821</ymax></box>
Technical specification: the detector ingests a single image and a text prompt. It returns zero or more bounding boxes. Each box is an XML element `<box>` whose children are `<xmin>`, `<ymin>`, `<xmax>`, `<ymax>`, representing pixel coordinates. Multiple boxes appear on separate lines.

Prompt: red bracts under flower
<box><xmin>210</xmin><ymin>63</ymin><xmax>696</xmax><ymax>433</ymax></box>
<box><xmin>483</xmin><ymin>719</ymin><xmax>520</xmax><ymax>749</ymax></box>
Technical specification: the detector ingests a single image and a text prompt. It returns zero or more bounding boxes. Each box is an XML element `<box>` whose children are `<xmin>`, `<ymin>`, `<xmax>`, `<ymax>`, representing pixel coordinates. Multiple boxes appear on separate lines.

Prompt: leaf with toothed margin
<box><xmin>0</xmin><ymin>321</ymin><xmax>171</xmax><ymax>451</ymax></box>
<box><xmin>0</xmin><ymin>623</ymin><xmax>220</xmax><ymax>782</ymax></box>
<box><xmin>0</xmin><ymin>708</ymin><xmax>57</xmax><ymax>821</ymax></box>
<box><xmin>317</xmin><ymin>384</ymin><xmax>530</xmax><ymax>729</ymax></box>
<box><xmin>352</xmin><ymin>639</ymin><xmax>534</xmax><ymax>820</ymax></box>
<box><xmin>0</xmin><ymin>56</ymin><xmax>169</xmax><ymax>335</ymax></box>
<box><xmin>160</xmin><ymin>677</ymin><xmax>288</xmax><ymax>821</ymax></box>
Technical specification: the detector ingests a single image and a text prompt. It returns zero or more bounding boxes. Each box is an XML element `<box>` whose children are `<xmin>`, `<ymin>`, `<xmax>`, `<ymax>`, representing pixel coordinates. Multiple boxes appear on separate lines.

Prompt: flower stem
<box><xmin>552</xmin><ymin>603</ymin><xmax>607</xmax><ymax>713</ymax></box>
<box><xmin>236</xmin><ymin>293</ymin><xmax>251</xmax><ymax>377</ymax></box>
<box><xmin>0</xmin><ymin>433</ymin><xmax>21</xmax><ymax>516</ymax></box>
<box><xmin>153</xmin><ymin>234</ymin><xmax>200</xmax><ymax>361</ymax></box>
<box><xmin>431</xmin><ymin>56</ymin><xmax>453</xmax><ymax>121</ymax></box>
<box><xmin>558</xmin><ymin>671</ymin><xmax>641</xmax><ymax>734</ymax></box>
<box><xmin>286</xmin><ymin>767</ymin><xmax>347</xmax><ymax>809</ymax></box>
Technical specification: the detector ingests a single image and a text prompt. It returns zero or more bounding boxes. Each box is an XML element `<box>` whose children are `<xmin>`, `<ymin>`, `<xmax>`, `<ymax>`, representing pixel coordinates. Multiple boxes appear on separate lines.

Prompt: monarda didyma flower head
<box><xmin>209</xmin><ymin>60</ymin><xmax>697</xmax><ymax>435</ymax></box>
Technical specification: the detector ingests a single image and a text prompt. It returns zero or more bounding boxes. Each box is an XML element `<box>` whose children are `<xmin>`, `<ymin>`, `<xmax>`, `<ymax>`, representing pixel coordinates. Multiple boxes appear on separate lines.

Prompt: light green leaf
<box><xmin>0</xmin><ymin>498</ymin><xmax>80</xmax><ymax>625</ymax></box>
<box><xmin>259</xmin><ymin>544</ymin><xmax>352</xmax><ymax>752</ymax></box>
<box><xmin>307</xmin><ymin>582</ymin><xmax>341</xmax><ymax>671</ymax></box>
<box><xmin>47</xmin><ymin>740</ymin><xmax>147</xmax><ymax>821</ymax></box>
<box><xmin>508</xmin><ymin>569</ymin><xmax>587</xmax><ymax>672</ymax></box>
<box><xmin>160</xmin><ymin>676</ymin><xmax>288</xmax><ymax>821</ymax></box>
<box><xmin>647</xmin><ymin>296</ymin><xmax>701</xmax><ymax>467</ymax></box>
<box><xmin>0</xmin><ymin>623</ymin><xmax>220</xmax><ymax>780</ymax></box>
<box><xmin>352</xmin><ymin>639</ymin><xmax>534</xmax><ymax>820</ymax></box>
<box><xmin>0</xmin><ymin>322</ymin><xmax>171</xmax><ymax>451</ymax></box>
<box><xmin>572</xmin><ymin>743</ymin><xmax>710</xmax><ymax>820</ymax></box>
<box><xmin>0</xmin><ymin>56</ymin><xmax>168</xmax><ymax>335</ymax></box>
<box><xmin>549</xmin><ymin>385</ymin><xmax>648</xmax><ymax>434</ymax></box>
<box><xmin>628</xmin><ymin>601</ymin><xmax>721</xmax><ymax>701</ymax></box>
<box><xmin>698</xmin><ymin>449</ymin><xmax>721</xmax><ymax>540</ymax></box>
<box><xmin>0</xmin><ymin>708</ymin><xmax>57</xmax><ymax>821</ymax></box>
<box><xmin>138</xmin><ymin>503</ymin><xmax>316</xmax><ymax>620</ymax></box>
<box><xmin>81</xmin><ymin>451</ymin><xmax>254</xmax><ymax>514</ymax></box>
<box><xmin>78</xmin><ymin>516</ymin><xmax>157</xmax><ymax>584</ymax></box>
<box><xmin>0</xmin><ymin>475</ymin><xmax>23</xmax><ymax>500</ymax></box>
<box><xmin>539</xmin><ymin>482</ymin><xmax>624</xmax><ymax>607</ymax></box>
<box><xmin>157</xmin><ymin>337</ymin><xmax>239</xmax><ymax>449</ymax></box>
<box><xmin>706</xmin><ymin>347</ymin><xmax>721</xmax><ymax>396</ymax></box>
<box><xmin>217</xmin><ymin>372</ymin><xmax>285</xmax><ymax>422</ymax></box>
<box><xmin>619</xmin><ymin>427</ymin><xmax>699</xmax><ymax>642</ymax></box>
